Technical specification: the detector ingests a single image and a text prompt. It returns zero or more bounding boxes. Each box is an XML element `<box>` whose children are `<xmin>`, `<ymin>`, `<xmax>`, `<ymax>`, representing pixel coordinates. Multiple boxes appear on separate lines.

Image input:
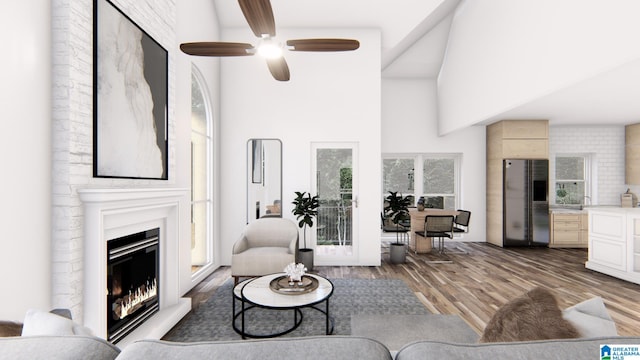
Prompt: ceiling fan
<box><xmin>179</xmin><ymin>0</ymin><xmax>360</xmax><ymax>81</ymax></box>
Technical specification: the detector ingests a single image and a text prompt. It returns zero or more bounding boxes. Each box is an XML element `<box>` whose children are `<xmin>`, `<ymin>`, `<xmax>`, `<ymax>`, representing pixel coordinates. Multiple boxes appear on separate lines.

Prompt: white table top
<box><xmin>234</xmin><ymin>273</ymin><xmax>333</xmax><ymax>308</ymax></box>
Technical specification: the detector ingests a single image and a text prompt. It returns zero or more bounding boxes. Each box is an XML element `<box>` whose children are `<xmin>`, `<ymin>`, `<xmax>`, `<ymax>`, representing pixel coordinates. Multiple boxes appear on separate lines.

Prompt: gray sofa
<box><xmin>117</xmin><ymin>336</ymin><xmax>392</xmax><ymax>360</ymax></box>
<box><xmin>395</xmin><ymin>336</ymin><xmax>640</xmax><ymax>359</ymax></box>
<box><xmin>3</xmin><ymin>334</ymin><xmax>640</xmax><ymax>359</ymax></box>
<box><xmin>0</xmin><ymin>335</ymin><xmax>392</xmax><ymax>360</ymax></box>
<box><xmin>0</xmin><ymin>335</ymin><xmax>120</xmax><ymax>360</ymax></box>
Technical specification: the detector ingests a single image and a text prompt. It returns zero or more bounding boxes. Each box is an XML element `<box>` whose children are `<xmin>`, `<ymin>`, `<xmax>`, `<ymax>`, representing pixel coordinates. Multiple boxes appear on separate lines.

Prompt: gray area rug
<box><xmin>164</xmin><ymin>278</ymin><xmax>431</xmax><ymax>342</ymax></box>
<box><xmin>351</xmin><ymin>314</ymin><xmax>479</xmax><ymax>351</ymax></box>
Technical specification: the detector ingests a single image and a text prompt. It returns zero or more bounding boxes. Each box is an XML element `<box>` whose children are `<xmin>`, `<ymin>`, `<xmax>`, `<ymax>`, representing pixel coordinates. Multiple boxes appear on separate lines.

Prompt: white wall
<box><xmin>219</xmin><ymin>28</ymin><xmax>382</xmax><ymax>266</ymax></box>
<box><xmin>176</xmin><ymin>0</ymin><xmax>221</xmax><ymax>295</ymax></box>
<box><xmin>549</xmin><ymin>126</ymin><xmax>626</xmax><ymax>206</ymax></box>
<box><xmin>48</xmin><ymin>0</ymin><xmax>179</xmax><ymax>322</ymax></box>
<box><xmin>438</xmin><ymin>0</ymin><xmax>640</xmax><ymax>134</ymax></box>
<box><xmin>0</xmin><ymin>0</ymin><xmax>218</xmax><ymax>322</ymax></box>
<box><xmin>0</xmin><ymin>1</ymin><xmax>52</xmax><ymax>321</ymax></box>
<box><xmin>382</xmin><ymin>79</ymin><xmax>486</xmax><ymax>241</ymax></box>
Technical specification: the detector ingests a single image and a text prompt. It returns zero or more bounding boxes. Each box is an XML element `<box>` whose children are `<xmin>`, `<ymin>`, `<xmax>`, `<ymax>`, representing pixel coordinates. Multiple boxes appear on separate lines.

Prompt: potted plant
<box><xmin>292</xmin><ymin>191</ymin><xmax>320</xmax><ymax>271</ymax></box>
<box><xmin>384</xmin><ymin>191</ymin><xmax>411</xmax><ymax>264</ymax></box>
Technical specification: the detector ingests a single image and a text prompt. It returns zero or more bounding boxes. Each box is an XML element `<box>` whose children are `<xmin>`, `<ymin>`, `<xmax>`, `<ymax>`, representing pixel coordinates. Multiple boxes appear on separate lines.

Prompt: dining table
<box><xmin>408</xmin><ymin>208</ymin><xmax>459</xmax><ymax>253</ymax></box>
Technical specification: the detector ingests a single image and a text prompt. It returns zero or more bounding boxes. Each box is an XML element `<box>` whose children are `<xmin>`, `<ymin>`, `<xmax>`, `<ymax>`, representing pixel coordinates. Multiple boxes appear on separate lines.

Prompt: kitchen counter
<box><xmin>549</xmin><ymin>208</ymin><xmax>585</xmax><ymax>214</ymax></box>
<box><xmin>586</xmin><ymin>207</ymin><xmax>640</xmax><ymax>285</ymax></box>
<box><xmin>549</xmin><ymin>205</ymin><xmax>627</xmax><ymax>214</ymax></box>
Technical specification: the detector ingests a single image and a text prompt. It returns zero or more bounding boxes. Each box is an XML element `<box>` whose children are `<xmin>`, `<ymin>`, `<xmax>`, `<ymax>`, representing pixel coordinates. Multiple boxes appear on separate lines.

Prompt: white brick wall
<box><xmin>52</xmin><ymin>0</ymin><xmax>176</xmax><ymax>321</ymax></box>
<box><xmin>549</xmin><ymin>126</ymin><xmax>626</xmax><ymax>206</ymax></box>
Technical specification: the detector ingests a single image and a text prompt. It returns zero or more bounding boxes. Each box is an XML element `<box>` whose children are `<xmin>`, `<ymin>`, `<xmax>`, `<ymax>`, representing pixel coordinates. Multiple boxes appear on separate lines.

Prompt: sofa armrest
<box><xmin>232</xmin><ymin>236</ymin><xmax>249</xmax><ymax>255</ymax></box>
<box><xmin>395</xmin><ymin>336</ymin><xmax>640</xmax><ymax>360</ymax></box>
<box><xmin>0</xmin><ymin>335</ymin><xmax>120</xmax><ymax>360</ymax></box>
<box><xmin>288</xmin><ymin>234</ymin><xmax>298</xmax><ymax>255</ymax></box>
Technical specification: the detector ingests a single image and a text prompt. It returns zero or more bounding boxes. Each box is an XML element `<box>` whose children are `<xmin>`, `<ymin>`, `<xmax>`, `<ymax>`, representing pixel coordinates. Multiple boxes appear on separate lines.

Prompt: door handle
<box><xmin>353</xmin><ymin>196</ymin><xmax>358</xmax><ymax>208</ymax></box>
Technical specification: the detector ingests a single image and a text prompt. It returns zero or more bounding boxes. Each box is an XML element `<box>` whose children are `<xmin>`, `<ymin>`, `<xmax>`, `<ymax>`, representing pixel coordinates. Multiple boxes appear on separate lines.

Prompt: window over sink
<box><xmin>554</xmin><ymin>154</ymin><xmax>591</xmax><ymax>205</ymax></box>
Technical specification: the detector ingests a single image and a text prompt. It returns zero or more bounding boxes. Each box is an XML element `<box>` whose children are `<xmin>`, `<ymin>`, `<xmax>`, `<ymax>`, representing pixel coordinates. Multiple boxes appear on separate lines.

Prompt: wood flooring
<box><xmin>184</xmin><ymin>241</ymin><xmax>640</xmax><ymax>337</ymax></box>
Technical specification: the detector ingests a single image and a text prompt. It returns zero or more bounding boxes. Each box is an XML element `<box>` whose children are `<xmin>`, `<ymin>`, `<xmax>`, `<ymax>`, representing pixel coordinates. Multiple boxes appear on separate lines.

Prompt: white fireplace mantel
<box><xmin>78</xmin><ymin>188</ymin><xmax>191</xmax><ymax>347</ymax></box>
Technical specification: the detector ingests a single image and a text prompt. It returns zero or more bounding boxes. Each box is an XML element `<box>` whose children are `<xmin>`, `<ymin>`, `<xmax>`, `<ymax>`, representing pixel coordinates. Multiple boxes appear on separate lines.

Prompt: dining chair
<box><xmin>415</xmin><ymin>215</ymin><xmax>454</xmax><ymax>254</ymax></box>
<box><xmin>381</xmin><ymin>212</ymin><xmax>409</xmax><ymax>245</ymax></box>
<box><xmin>453</xmin><ymin>210</ymin><xmax>471</xmax><ymax>233</ymax></box>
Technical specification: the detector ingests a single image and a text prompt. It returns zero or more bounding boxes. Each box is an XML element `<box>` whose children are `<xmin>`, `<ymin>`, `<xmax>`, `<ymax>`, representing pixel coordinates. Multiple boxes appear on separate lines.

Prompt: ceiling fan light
<box><xmin>256</xmin><ymin>36</ymin><xmax>283</xmax><ymax>59</ymax></box>
<box><xmin>257</xmin><ymin>42</ymin><xmax>283</xmax><ymax>59</ymax></box>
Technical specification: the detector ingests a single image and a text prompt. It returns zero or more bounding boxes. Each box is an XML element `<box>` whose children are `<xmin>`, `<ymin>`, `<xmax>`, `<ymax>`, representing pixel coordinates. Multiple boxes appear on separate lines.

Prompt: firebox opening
<box><xmin>107</xmin><ymin>228</ymin><xmax>159</xmax><ymax>343</ymax></box>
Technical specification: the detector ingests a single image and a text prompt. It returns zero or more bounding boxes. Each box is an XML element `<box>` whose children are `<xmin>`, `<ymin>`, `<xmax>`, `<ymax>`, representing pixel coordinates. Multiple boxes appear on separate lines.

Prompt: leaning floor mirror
<box><xmin>246</xmin><ymin>139</ymin><xmax>282</xmax><ymax>223</ymax></box>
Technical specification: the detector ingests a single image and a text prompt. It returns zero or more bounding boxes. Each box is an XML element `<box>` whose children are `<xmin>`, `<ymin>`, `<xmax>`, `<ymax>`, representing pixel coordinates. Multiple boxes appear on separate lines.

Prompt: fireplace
<box><xmin>79</xmin><ymin>188</ymin><xmax>191</xmax><ymax>346</ymax></box>
<box><xmin>107</xmin><ymin>228</ymin><xmax>160</xmax><ymax>343</ymax></box>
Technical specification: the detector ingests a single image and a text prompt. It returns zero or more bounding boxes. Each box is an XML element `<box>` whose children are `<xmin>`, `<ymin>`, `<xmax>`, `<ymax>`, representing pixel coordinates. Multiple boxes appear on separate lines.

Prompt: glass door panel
<box><xmin>313</xmin><ymin>143</ymin><xmax>358</xmax><ymax>261</ymax></box>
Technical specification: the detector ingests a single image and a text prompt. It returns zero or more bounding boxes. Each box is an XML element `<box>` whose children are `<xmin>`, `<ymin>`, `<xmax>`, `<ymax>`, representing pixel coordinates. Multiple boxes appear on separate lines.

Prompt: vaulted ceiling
<box><xmin>212</xmin><ymin>0</ymin><xmax>640</xmax><ymax>127</ymax></box>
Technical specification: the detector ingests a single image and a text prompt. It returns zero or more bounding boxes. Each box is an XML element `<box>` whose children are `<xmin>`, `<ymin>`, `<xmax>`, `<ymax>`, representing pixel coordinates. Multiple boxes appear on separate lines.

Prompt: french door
<box><xmin>311</xmin><ymin>142</ymin><xmax>359</xmax><ymax>264</ymax></box>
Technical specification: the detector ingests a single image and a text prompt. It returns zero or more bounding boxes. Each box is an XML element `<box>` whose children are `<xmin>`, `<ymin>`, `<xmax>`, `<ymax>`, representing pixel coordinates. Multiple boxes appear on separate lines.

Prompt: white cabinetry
<box><xmin>586</xmin><ymin>208</ymin><xmax>640</xmax><ymax>284</ymax></box>
<box><xmin>549</xmin><ymin>212</ymin><xmax>588</xmax><ymax>248</ymax></box>
<box><xmin>634</xmin><ymin>220</ymin><xmax>640</xmax><ymax>272</ymax></box>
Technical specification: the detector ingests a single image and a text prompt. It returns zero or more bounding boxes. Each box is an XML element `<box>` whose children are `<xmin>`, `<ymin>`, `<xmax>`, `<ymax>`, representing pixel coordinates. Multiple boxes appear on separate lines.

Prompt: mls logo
<box><xmin>601</xmin><ymin>344</ymin><xmax>640</xmax><ymax>360</ymax></box>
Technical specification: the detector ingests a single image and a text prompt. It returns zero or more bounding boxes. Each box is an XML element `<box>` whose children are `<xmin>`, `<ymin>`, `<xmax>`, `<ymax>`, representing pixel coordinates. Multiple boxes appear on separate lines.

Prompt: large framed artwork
<box><xmin>93</xmin><ymin>0</ymin><xmax>168</xmax><ymax>179</ymax></box>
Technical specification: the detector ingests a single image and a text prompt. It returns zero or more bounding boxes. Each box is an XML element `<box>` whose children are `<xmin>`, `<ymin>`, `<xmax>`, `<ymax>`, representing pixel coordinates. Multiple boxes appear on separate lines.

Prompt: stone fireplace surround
<box><xmin>78</xmin><ymin>188</ymin><xmax>190</xmax><ymax>347</ymax></box>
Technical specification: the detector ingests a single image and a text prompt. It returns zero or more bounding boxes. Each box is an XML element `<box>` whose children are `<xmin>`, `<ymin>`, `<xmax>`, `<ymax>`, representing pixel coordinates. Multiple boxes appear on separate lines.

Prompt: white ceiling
<box><xmin>212</xmin><ymin>0</ymin><xmax>640</xmax><ymax>127</ymax></box>
<box><xmin>212</xmin><ymin>0</ymin><xmax>456</xmax><ymax>77</ymax></box>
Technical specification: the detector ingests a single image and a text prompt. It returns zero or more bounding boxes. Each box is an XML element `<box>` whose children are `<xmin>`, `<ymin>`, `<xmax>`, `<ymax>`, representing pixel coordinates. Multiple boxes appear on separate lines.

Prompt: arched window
<box><xmin>190</xmin><ymin>64</ymin><xmax>213</xmax><ymax>275</ymax></box>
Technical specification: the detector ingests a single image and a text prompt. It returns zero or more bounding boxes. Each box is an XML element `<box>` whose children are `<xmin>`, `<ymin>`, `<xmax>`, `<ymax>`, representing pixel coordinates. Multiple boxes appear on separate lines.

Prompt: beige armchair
<box><xmin>231</xmin><ymin>217</ymin><xmax>299</xmax><ymax>285</ymax></box>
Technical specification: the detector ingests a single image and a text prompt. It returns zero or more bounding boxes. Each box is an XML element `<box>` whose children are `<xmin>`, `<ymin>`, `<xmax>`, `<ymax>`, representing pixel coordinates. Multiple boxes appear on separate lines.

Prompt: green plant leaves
<box><xmin>291</xmin><ymin>191</ymin><xmax>320</xmax><ymax>249</ymax></box>
<box><xmin>383</xmin><ymin>191</ymin><xmax>411</xmax><ymax>224</ymax></box>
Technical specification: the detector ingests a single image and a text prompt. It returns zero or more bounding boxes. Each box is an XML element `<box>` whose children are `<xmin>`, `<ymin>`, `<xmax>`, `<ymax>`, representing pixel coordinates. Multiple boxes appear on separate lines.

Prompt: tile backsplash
<box><xmin>549</xmin><ymin>125</ymin><xmax>626</xmax><ymax>206</ymax></box>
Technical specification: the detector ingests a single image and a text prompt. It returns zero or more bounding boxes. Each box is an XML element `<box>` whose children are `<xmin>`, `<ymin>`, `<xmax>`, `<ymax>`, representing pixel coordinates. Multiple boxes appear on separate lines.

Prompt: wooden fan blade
<box><xmin>266</xmin><ymin>57</ymin><xmax>290</xmax><ymax>81</ymax></box>
<box><xmin>286</xmin><ymin>39</ymin><xmax>360</xmax><ymax>52</ymax></box>
<box><xmin>238</xmin><ymin>0</ymin><xmax>276</xmax><ymax>37</ymax></box>
<box><xmin>180</xmin><ymin>42</ymin><xmax>254</xmax><ymax>56</ymax></box>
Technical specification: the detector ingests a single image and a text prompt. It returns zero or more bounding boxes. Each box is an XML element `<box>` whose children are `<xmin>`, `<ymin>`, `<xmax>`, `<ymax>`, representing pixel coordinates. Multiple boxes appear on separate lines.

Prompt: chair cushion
<box><xmin>383</xmin><ymin>225</ymin><xmax>408</xmax><ymax>233</ymax></box>
<box><xmin>231</xmin><ymin>247</ymin><xmax>295</xmax><ymax>276</ymax></box>
<box><xmin>425</xmin><ymin>231</ymin><xmax>452</xmax><ymax>238</ymax></box>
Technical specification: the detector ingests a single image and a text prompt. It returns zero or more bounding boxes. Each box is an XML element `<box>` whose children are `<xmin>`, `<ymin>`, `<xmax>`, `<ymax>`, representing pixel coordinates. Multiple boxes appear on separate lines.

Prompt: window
<box><xmin>382</xmin><ymin>158</ymin><xmax>415</xmax><ymax>203</ymax></box>
<box><xmin>190</xmin><ymin>65</ymin><xmax>213</xmax><ymax>275</ymax></box>
<box><xmin>555</xmin><ymin>155</ymin><xmax>589</xmax><ymax>205</ymax></box>
<box><xmin>423</xmin><ymin>156</ymin><xmax>457</xmax><ymax>210</ymax></box>
<box><xmin>382</xmin><ymin>154</ymin><xmax>461</xmax><ymax>210</ymax></box>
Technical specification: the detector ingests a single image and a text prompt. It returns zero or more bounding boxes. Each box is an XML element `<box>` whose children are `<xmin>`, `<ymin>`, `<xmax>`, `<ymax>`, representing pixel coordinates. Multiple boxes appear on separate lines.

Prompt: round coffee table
<box><xmin>232</xmin><ymin>273</ymin><xmax>334</xmax><ymax>338</ymax></box>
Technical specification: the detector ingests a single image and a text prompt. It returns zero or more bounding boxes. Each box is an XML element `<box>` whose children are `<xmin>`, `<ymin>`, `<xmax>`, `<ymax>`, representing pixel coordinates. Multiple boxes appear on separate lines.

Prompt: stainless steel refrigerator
<box><xmin>503</xmin><ymin>159</ymin><xmax>549</xmax><ymax>246</ymax></box>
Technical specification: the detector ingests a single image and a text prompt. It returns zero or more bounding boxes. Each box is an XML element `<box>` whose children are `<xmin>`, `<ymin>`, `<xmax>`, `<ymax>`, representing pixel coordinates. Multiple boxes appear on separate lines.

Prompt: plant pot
<box><xmin>389</xmin><ymin>243</ymin><xmax>406</xmax><ymax>264</ymax></box>
<box><xmin>298</xmin><ymin>248</ymin><xmax>314</xmax><ymax>271</ymax></box>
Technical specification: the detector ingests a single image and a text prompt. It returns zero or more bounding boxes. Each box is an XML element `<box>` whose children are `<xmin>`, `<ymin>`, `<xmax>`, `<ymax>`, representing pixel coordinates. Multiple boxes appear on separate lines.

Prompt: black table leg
<box><xmin>241</xmin><ymin>296</ymin><xmax>246</xmax><ymax>339</ymax></box>
<box><xmin>326</xmin><ymin>298</ymin><xmax>330</xmax><ymax>335</ymax></box>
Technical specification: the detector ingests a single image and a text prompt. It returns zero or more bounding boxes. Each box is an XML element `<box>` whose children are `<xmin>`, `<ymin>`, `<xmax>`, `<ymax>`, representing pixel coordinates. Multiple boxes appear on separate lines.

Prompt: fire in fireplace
<box><xmin>107</xmin><ymin>228</ymin><xmax>159</xmax><ymax>343</ymax></box>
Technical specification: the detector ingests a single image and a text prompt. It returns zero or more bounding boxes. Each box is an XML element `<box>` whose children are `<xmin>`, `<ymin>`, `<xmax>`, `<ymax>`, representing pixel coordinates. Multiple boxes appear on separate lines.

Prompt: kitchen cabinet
<box><xmin>586</xmin><ymin>208</ymin><xmax>640</xmax><ymax>285</ymax></box>
<box><xmin>625</xmin><ymin>123</ymin><xmax>640</xmax><ymax>185</ymax></box>
<box><xmin>549</xmin><ymin>212</ymin><xmax>587</xmax><ymax>248</ymax></box>
<box><xmin>486</xmin><ymin>120</ymin><xmax>549</xmax><ymax>246</ymax></box>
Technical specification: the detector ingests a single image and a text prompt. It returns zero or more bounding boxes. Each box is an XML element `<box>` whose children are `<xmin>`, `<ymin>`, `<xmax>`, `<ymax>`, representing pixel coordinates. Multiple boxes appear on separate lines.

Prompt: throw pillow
<box><xmin>21</xmin><ymin>309</ymin><xmax>74</xmax><ymax>336</ymax></box>
<box><xmin>479</xmin><ymin>287</ymin><xmax>580</xmax><ymax>343</ymax></box>
<box><xmin>563</xmin><ymin>296</ymin><xmax>618</xmax><ymax>337</ymax></box>
<box><xmin>0</xmin><ymin>321</ymin><xmax>23</xmax><ymax>337</ymax></box>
